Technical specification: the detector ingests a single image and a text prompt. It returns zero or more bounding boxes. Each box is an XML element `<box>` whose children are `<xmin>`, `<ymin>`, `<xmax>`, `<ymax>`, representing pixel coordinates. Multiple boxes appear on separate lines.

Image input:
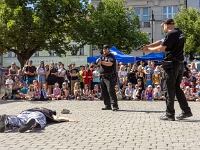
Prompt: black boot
<box><xmin>19</xmin><ymin>119</ymin><xmax>36</xmax><ymax>133</ymax></box>
<box><xmin>0</xmin><ymin>114</ymin><xmax>7</xmax><ymax>133</ymax></box>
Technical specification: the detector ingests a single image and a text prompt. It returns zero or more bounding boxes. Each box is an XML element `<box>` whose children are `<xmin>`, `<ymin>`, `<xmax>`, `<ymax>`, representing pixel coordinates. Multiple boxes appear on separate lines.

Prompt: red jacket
<box><xmin>82</xmin><ymin>70</ymin><xmax>93</xmax><ymax>84</ymax></box>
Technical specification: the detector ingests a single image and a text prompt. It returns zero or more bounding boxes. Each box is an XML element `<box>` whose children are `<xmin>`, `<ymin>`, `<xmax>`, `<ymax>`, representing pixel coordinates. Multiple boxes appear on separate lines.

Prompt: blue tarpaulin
<box><xmin>135</xmin><ymin>52</ymin><xmax>164</xmax><ymax>61</ymax></box>
<box><xmin>87</xmin><ymin>46</ymin><xmax>135</xmax><ymax>64</ymax></box>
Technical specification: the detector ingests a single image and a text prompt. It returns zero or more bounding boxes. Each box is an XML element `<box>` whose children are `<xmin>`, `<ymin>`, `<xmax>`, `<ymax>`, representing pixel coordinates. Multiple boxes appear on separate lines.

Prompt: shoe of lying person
<box><xmin>19</xmin><ymin>119</ymin><xmax>36</xmax><ymax>133</ymax></box>
<box><xmin>0</xmin><ymin>114</ymin><xmax>8</xmax><ymax>133</ymax></box>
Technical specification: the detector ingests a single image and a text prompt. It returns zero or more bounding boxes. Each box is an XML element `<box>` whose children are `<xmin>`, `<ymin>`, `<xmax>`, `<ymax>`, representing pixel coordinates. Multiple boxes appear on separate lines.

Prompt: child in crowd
<box><xmin>81</xmin><ymin>84</ymin><xmax>90</xmax><ymax>100</ymax></box>
<box><xmin>145</xmin><ymin>85</ymin><xmax>153</xmax><ymax>101</ymax></box>
<box><xmin>91</xmin><ymin>84</ymin><xmax>101</xmax><ymax>100</ymax></box>
<box><xmin>61</xmin><ymin>82</ymin><xmax>69</xmax><ymax>100</ymax></box>
<box><xmin>115</xmin><ymin>85</ymin><xmax>122</xmax><ymax>100</ymax></box>
<box><xmin>132</xmin><ymin>84</ymin><xmax>140</xmax><ymax>101</ymax></box>
<box><xmin>184</xmin><ymin>86</ymin><xmax>195</xmax><ymax>101</ymax></box>
<box><xmin>17</xmin><ymin>83</ymin><xmax>28</xmax><ymax>99</ymax></box>
<box><xmin>5</xmin><ymin>74</ymin><xmax>13</xmax><ymax>88</ymax></box>
<box><xmin>145</xmin><ymin>68</ymin><xmax>153</xmax><ymax>88</ymax></box>
<box><xmin>152</xmin><ymin>69</ymin><xmax>161</xmax><ymax>87</ymax></box>
<box><xmin>125</xmin><ymin>82</ymin><xmax>134</xmax><ymax>100</ymax></box>
<box><xmin>39</xmin><ymin>84</ymin><xmax>48</xmax><ymax>101</ymax></box>
<box><xmin>33</xmin><ymin>80</ymin><xmax>40</xmax><ymax>100</ymax></box>
<box><xmin>195</xmin><ymin>85</ymin><xmax>200</xmax><ymax>102</ymax></box>
<box><xmin>52</xmin><ymin>83</ymin><xmax>61</xmax><ymax>100</ymax></box>
<box><xmin>73</xmin><ymin>82</ymin><xmax>81</xmax><ymax>100</ymax></box>
<box><xmin>25</xmin><ymin>84</ymin><xmax>36</xmax><ymax>100</ymax></box>
<box><xmin>1</xmin><ymin>84</ymin><xmax>12</xmax><ymax>100</ymax></box>
<box><xmin>153</xmin><ymin>85</ymin><xmax>165</xmax><ymax>100</ymax></box>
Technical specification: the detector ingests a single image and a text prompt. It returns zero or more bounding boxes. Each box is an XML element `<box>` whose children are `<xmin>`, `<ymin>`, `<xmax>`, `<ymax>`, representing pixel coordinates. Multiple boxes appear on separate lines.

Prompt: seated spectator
<box><xmin>180</xmin><ymin>76</ymin><xmax>189</xmax><ymax>89</ymax></box>
<box><xmin>125</xmin><ymin>82</ymin><xmax>134</xmax><ymax>100</ymax></box>
<box><xmin>184</xmin><ymin>86</ymin><xmax>194</xmax><ymax>101</ymax></box>
<box><xmin>152</xmin><ymin>69</ymin><xmax>161</xmax><ymax>87</ymax></box>
<box><xmin>1</xmin><ymin>84</ymin><xmax>12</xmax><ymax>100</ymax></box>
<box><xmin>195</xmin><ymin>85</ymin><xmax>200</xmax><ymax>102</ymax></box>
<box><xmin>145</xmin><ymin>85</ymin><xmax>153</xmax><ymax>101</ymax></box>
<box><xmin>153</xmin><ymin>85</ymin><xmax>165</xmax><ymax>100</ymax></box>
<box><xmin>73</xmin><ymin>82</ymin><xmax>81</xmax><ymax>100</ymax></box>
<box><xmin>137</xmin><ymin>78</ymin><xmax>145</xmax><ymax>100</ymax></box>
<box><xmin>61</xmin><ymin>82</ymin><xmax>69</xmax><ymax>100</ymax></box>
<box><xmin>81</xmin><ymin>84</ymin><xmax>90</xmax><ymax>100</ymax></box>
<box><xmin>39</xmin><ymin>84</ymin><xmax>48</xmax><ymax>101</ymax></box>
<box><xmin>115</xmin><ymin>86</ymin><xmax>122</xmax><ymax>100</ymax></box>
<box><xmin>91</xmin><ymin>84</ymin><xmax>101</xmax><ymax>100</ymax></box>
<box><xmin>188</xmin><ymin>71</ymin><xmax>197</xmax><ymax>87</ymax></box>
<box><xmin>132</xmin><ymin>84</ymin><xmax>140</xmax><ymax>101</ymax></box>
<box><xmin>17</xmin><ymin>83</ymin><xmax>28</xmax><ymax>100</ymax></box>
<box><xmin>118</xmin><ymin>65</ymin><xmax>127</xmax><ymax>87</ymax></box>
<box><xmin>12</xmin><ymin>76</ymin><xmax>22</xmax><ymax>97</ymax></box>
<box><xmin>17</xmin><ymin>69</ymin><xmax>26</xmax><ymax>87</ymax></box>
<box><xmin>52</xmin><ymin>83</ymin><xmax>61</xmax><ymax>100</ymax></box>
<box><xmin>25</xmin><ymin>84</ymin><xmax>36</xmax><ymax>101</ymax></box>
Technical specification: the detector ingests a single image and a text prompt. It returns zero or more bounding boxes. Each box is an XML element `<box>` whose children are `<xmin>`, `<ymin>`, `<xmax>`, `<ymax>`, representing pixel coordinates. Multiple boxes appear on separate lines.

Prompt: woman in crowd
<box><xmin>37</xmin><ymin>61</ymin><xmax>46</xmax><ymax>90</ymax></box>
<box><xmin>46</xmin><ymin>62</ymin><xmax>58</xmax><ymax>95</ymax></box>
<box><xmin>9</xmin><ymin>62</ymin><xmax>18</xmax><ymax>81</ymax></box>
<box><xmin>118</xmin><ymin>65</ymin><xmax>127</xmax><ymax>88</ymax></box>
<box><xmin>57</xmin><ymin>63</ymin><xmax>66</xmax><ymax>89</ymax></box>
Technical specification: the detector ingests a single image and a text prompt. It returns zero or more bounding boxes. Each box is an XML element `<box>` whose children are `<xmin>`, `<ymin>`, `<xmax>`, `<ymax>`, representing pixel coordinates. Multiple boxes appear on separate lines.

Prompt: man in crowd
<box><xmin>24</xmin><ymin>60</ymin><xmax>36</xmax><ymax>85</ymax></box>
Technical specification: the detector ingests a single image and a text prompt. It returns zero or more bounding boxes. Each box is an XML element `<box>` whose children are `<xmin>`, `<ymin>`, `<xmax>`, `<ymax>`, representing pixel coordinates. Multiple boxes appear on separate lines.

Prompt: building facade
<box><xmin>2</xmin><ymin>43</ymin><xmax>92</xmax><ymax>68</ymax></box>
<box><xmin>187</xmin><ymin>0</ymin><xmax>200</xmax><ymax>11</ymax></box>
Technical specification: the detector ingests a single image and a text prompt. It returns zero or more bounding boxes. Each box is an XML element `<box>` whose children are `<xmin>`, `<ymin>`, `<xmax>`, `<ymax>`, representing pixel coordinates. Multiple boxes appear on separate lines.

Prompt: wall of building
<box><xmin>187</xmin><ymin>0</ymin><xmax>200</xmax><ymax>11</ymax></box>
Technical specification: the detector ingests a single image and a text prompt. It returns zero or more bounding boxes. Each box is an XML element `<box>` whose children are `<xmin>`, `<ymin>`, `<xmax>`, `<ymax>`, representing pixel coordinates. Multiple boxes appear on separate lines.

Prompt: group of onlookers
<box><xmin>1</xmin><ymin>60</ymin><xmax>200</xmax><ymax>102</ymax></box>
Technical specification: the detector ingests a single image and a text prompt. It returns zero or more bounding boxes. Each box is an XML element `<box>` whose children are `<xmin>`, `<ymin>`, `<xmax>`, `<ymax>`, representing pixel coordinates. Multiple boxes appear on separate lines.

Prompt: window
<box><xmin>163</xmin><ymin>6</ymin><xmax>178</xmax><ymax>20</ymax></box>
<box><xmin>135</xmin><ymin>8</ymin><xmax>140</xmax><ymax>19</ymax></box>
<box><xmin>77</xmin><ymin>47</ymin><xmax>84</xmax><ymax>55</ymax></box>
<box><xmin>143</xmin><ymin>8</ymin><xmax>149</xmax><ymax>21</ymax></box>
<box><xmin>49</xmin><ymin>50</ymin><xmax>57</xmax><ymax>56</ymax></box>
<box><xmin>34</xmin><ymin>51</ymin><xmax>39</xmax><ymax>57</ymax></box>
<box><xmin>7</xmin><ymin>52</ymin><xmax>13</xmax><ymax>57</ymax></box>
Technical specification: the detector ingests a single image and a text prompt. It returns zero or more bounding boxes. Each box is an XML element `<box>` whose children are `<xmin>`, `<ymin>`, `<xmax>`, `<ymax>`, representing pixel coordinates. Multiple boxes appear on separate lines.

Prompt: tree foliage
<box><xmin>174</xmin><ymin>6</ymin><xmax>200</xmax><ymax>60</ymax></box>
<box><xmin>70</xmin><ymin>0</ymin><xmax>149</xmax><ymax>54</ymax></box>
<box><xmin>0</xmin><ymin>0</ymin><xmax>84</xmax><ymax>68</ymax></box>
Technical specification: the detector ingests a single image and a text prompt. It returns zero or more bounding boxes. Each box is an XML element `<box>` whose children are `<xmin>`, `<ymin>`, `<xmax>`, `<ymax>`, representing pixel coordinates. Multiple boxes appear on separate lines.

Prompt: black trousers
<box><xmin>163</xmin><ymin>61</ymin><xmax>191</xmax><ymax>117</ymax></box>
<box><xmin>100</xmin><ymin>76</ymin><xmax>118</xmax><ymax>108</ymax></box>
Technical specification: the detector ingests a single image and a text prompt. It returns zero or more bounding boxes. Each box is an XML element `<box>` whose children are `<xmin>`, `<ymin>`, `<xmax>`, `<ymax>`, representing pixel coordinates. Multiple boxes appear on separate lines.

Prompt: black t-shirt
<box><xmin>70</xmin><ymin>68</ymin><xmax>79</xmax><ymax>80</ymax></box>
<box><xmin>161</xmin><ymin>28</ymin><xmax>184</xmax><ymax>61</ymax></box>
<box><xmin>25</xmin><ymin>66</ymin><xmax>36</xmax><ymax>78</ymax></box>
<box><xmin>47</xmin><ymin>68</ymin><xmax>57</xmax><ymax>80</ymax></box>
<box><xmin>99</xmin><ymin>53</ymin><xmax>116</xmax><ymax>73</ymax></box>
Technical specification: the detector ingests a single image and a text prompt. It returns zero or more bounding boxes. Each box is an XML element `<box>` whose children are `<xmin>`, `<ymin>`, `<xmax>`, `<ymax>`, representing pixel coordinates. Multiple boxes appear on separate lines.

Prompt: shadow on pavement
<box><xmin>117</xmin><ymin>110</ymin><xmax>165</xmax><ymax>113</ymax></box>
<box><xmin>177</xmin><ymin>119</ymin><xmax>200</xmax><ymax>122</ymax></box>
<box><xmin>0</xmin><ymin>100</ymin><xmax>24</xmax><ymax>105</ymax></box>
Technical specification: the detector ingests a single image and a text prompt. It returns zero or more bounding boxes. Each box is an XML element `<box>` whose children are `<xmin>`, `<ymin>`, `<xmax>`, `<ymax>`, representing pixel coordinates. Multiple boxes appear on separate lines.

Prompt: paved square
<box><xmin>0</xmin><ymin>100</ymin><xmax>199</xmax><ymax>150</ymax></box>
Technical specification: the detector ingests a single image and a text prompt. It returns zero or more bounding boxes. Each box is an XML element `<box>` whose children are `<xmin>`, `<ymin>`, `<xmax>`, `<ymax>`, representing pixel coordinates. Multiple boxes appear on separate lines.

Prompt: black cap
<box><xmin>68</xmin><ymin>64</ymin><xmax>72</xmax><ymax>67</ymax></box>
<box><xmin>162</xmin><ymin>18</ymin><xmax>175</xmax><ymax>25</ymax></box>
<box><xmin>103</xmin><ymin>44</ymin><xmax>110</xmax><ymax>49</ymax></box>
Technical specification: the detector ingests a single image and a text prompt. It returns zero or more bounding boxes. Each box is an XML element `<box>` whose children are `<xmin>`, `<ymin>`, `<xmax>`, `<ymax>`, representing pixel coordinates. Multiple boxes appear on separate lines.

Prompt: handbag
<box><xmin>162</xmin><ymin>61</ymin><xmax>173</xmax><ymax>69</ymax></box>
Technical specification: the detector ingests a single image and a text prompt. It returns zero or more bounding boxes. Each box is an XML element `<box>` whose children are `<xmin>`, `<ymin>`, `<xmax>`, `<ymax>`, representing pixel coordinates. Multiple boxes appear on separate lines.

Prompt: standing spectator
<box><xmin>57</xmin><ymin>63</ymin><xmax>66</xmax><ymax>89</ymax></box>
<box><xmin>70</xmin><ymin>63</ymin><xmax>79</xmax><ymax>94</ymax></box>
<box><xmin>36</xmin><ymin>61</ymin><xmax>46</xmax><ymax>90</ymax></box>
<box><xmin>136</xmin><ymin>66</ymin><xmax>145</xmax><ymax>90</ymax></box>
<box><xmin>24</xmin><ymin>60</ymin><xmax>36</xmax><ymax>85</ymax></box>
<box><xmin>145</xmin><ymin>68</ymin><xmax>153</xmax><ymax>88</ymax></box>
<box><xmin>0</xmin><ymin>63</ymin><xmax>3</xmax><ymax>85</ymax></box>
<box><xmin>79</xmin><ymin>65</ymin><xmax>85</xmax><ymax>90</ymax></box>
<box><xmin>152</xmin><ymin>69</ymin><xmax>161</xmax><ymax>87</ymax></box>
<box><xmin>5</xmin><ymin>74</ymin><xmax>13</xmax><ymax>88</ymax></box>
<box><xmin>46</xmin><ymin>62</ymin><xmax>58</xmax><ymax>95</ymax></box>
<box><xmin>92</xmin><ymin>65</ymin><xmax>100</xmax><ymax>90</ymax></box>
<box><xmin>183</xmin><ymin>61</ymin><xmax>190</xmax><ymax>78</ymax></box>
<box><xmin>118</xmin><ymin>65</ymin><xmax>127</xmax><ymax>88</ymax></box>
<box><xmin>128</xmin><ymin>64</ymin><xmax>138</xmax><ymax>87</ymax></box>
<box><xmin>66</xmin><ymin>64</ymin><xmax>72</xmax><ymax>94</ymax></box>
<box><xmin>82</xmin><ymin>65</ymin><xmax>93</xmax><ymax>89</ymax></box>
<box><xmin>190</xmin><ymin>62</ymin><xmax>198</xmax><ymax>73</ymax></box>
<box><xmin>9</xmin><ymin>62</ymin><xmax>18</xmax><ymax>81</ymax></box>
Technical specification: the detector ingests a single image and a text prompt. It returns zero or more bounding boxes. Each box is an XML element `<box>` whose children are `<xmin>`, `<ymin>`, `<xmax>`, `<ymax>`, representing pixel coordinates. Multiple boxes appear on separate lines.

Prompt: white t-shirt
<box><xmin>37</xmin><ymin>67</ymin><xmax>45</xmax><ymax>74</ymax></box>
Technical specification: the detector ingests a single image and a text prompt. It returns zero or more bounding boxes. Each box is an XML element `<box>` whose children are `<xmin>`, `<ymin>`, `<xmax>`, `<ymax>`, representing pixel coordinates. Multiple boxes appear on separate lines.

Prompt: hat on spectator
<box><xmin>148</xmin><ymin>85</ymin><xmax>152</xmax><ymax>88</ymax></box>
<box><xmin>135</xmin><ymin>84</ymin><xmax>138</xmax><ymax>87</ymax></box>
<box><xmin>196</xmin><ymin>85</ymin><xmax>200</xmax><ymax>89</ymax></box>
<box><xmin>157</xmin><ymin>85</ymin><xmax>161</xmax><ymax>88</ymax></box>
<box><xmin>137</xmin><ymin>78</ymin><xmax>141</xmax><ymax>81</ymax></box>
<box><xmin>147</xmin><ymin>68</ymin><xmax>151</xmax><ymax>71</ymax></box>
<box><xmin>29</xmin><ymin>60</ymin><xmax>33</xmax><ymax>63</ymax></box>
<box><xmin>128</xmin><ymin>82</ymin><xmax>132</xmax><ymax>85</ymax></box>
<box><xmin>155</xmin><ymin>82</ymin><xmax>159</xmax><ymax>85</ymax></box>
<box><xmin>154</xmin><ymin>68</ymin><xmax>159</xmax><ymax>72</ymax></box>
<box><xmin>7</xmin><ymin>74</ymin><xmax>11</xmax><ymax>77</ymax></box>
<box><xmin>68</xmin><ymin>64</ymin><xmax>72</xmax><ymax>67</ymax></box>
<box><xmin>55</xmin><ymin>83</ymin><xmax>59</xmax><ymax>86</ymax></box>
<box><xmin>62</xmin><ymin>82</ymin><xmax>67</xmax><ymax>85</ymax></box>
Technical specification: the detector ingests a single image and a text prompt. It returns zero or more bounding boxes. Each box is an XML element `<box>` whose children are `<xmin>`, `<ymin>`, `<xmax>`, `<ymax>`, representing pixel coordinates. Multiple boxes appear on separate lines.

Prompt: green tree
<box><xmin>70</xmin><ymin>0</ymin><xmax>148</xmax><ymax>54</ymax></box>
<box><xmin>174</xmin><ymin>6</ymin><xmax>200</xmax><ymax>60</ymax></box>
<box><xmin>0</xmin><ymin>0</ymin><xmax>84</xmax><ymax>68</ymax></box>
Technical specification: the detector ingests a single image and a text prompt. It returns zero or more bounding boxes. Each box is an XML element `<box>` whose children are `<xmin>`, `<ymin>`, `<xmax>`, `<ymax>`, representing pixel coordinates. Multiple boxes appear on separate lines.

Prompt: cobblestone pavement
<box><xmin>0</xmin><ymin>100</ymin><xmax>199</xmax><ymax>150</ymax></box>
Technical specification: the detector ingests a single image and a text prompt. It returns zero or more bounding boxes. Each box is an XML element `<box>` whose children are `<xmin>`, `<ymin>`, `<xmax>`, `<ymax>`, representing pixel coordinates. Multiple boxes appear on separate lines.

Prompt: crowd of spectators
<box><xmin>1</xmin><ymin>60</ymin><xmax>200</xmax><ymax>102</ymax></box>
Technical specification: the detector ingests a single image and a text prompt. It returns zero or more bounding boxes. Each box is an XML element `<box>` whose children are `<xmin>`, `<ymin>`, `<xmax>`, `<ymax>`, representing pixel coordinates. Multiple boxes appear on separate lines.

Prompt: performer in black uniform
<box><xmin>142</xmin><ymin>18</ymin><xmax>192</xmax><ymax>121</ymax></box>
<box><xmin>97</xmin><ymin>45</ymin><xmax>119</xmax><ymax>111</ymax></box>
